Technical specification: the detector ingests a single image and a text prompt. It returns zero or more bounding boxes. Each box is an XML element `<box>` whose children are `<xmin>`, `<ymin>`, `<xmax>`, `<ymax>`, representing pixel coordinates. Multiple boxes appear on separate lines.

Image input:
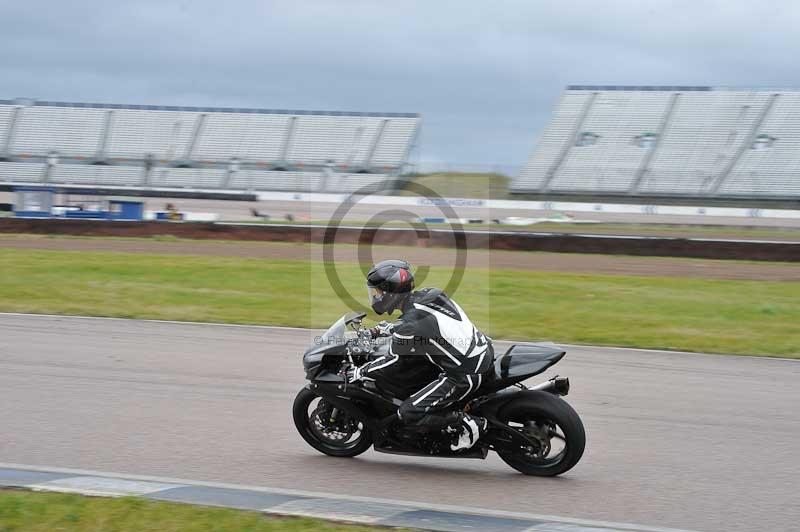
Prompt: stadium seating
<box><xmin>639</xmin><ymin>91</ymin><xmax>774</xmax><ymax>196</ymax></box>
<box><xmin>106</xmin><ymin>109</ymin><xmax>198</xmax><ymax>160</ymax></box>
<box><xmin>0</xmin><ymin>162</ymin><xmax>46</xmax><ymax>182</ymax></box>
<box><xmin>0</xmin><ymin>99</ymin><xmax>420</xmax><ymax>193</ymax></box>
<box><xmin>514</xmin><ymin>86</ymin><xmax>800</xmax><ymax>199</ymax></box>
<box><xmin>516</xmin><ymin>91</ymin><xmax>594</xmax><ymax>191</ymax></box>
<box><xmin>719</xmin><ymin>92</ymin><xmax>800</xmax><ymax>197</ymax></box>
<box><xmin>50</xmin><ymin>164</ymin><xmax>144</xmax><ymax>186</ymax></box>
<box><xmin>11</xmin><ymin>105</ymin><xmax>105</xmax><ymax>158</ymax></box>
<box><xmin>0</xmin><ymin>104</ymin><xmax>16</xmax><ymax>151</ymax></box>
<box><xmin>192</xmin><ymin>113</ymin><xmax>290</xmax><ymax>162</ymax></box>
<box><xmin>549</xmin><ymin>90</ymin><xmax>673</xmax><ymax>192</ymax></box>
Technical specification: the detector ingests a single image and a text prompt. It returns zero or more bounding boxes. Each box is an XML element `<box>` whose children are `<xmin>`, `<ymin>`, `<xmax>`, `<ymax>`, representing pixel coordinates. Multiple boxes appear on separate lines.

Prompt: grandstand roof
<box><xmin>0</xmin><ymin>98</ymin><xmax>419</xmax><ymax>118</ymax></box>
<box><xmin>567</xmin><ymin>85</ymin><xmax>711</xmax><ymax>92</ymax></box>
<box><xmin>566</xmin><ymin>85</ymin><xmax>800</xmax><ymax>93</ymax></box>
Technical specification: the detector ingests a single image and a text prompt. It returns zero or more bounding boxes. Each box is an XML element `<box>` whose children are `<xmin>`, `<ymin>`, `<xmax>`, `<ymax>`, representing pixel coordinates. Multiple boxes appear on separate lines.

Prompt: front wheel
<box><xmin>494</xmin><ymin>391</ymin><xmax>585</xmax><ymax>476</ymax></box>
<box><xmin>292</xmin><ymin>388</ymin><xmax>372</xmax><ymax>457</ymax></box>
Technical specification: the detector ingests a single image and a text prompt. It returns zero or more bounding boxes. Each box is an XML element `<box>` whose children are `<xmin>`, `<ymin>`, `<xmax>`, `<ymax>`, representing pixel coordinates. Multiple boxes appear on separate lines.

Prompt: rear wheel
<box><xmin>495</xmin><ymin>391</ymin><xmax>585</xmax><ymax>476</ymax></box>
<box><xmin>292</xmin><ymin>388</ymin><xmax>372</xmax><ymax>457</ymax></box>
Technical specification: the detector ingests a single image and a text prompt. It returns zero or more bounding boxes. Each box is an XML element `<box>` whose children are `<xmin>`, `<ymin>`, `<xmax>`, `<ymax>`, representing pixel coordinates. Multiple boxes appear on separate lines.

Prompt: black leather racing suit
<box><xmin>357</xmin><ymin>288</ymin><xmax>493</xmax><ymax>429</ymax></box>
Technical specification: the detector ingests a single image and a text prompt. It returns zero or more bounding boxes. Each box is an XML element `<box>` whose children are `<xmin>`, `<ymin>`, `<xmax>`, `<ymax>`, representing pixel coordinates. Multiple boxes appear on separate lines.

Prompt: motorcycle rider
<box><xmin>347</xmin><ymin>259</ymin><xmax>493</xmax><ymax>451</ymax></box>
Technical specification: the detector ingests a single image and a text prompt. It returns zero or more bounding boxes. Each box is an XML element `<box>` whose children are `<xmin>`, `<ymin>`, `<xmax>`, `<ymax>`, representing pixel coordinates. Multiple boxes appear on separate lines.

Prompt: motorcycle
<box><xmin>293</xmin><ymin>312</ymin><xmax>586</xmax><ymax>476</ymax></box>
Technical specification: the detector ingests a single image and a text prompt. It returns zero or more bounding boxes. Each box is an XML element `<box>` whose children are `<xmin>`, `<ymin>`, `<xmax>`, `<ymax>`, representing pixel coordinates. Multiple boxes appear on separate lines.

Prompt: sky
<box><xmin>2</xmin><ymin>0</ymin><xmax>799</xmax><ymax>168</ymax></box>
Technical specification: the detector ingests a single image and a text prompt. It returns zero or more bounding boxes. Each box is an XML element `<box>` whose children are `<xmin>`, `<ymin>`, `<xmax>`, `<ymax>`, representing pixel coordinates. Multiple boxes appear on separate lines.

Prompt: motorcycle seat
<box><xmin>493</xmin><ymin>342</ymin><xmax>566</xmax><ymax>381</ymax></box>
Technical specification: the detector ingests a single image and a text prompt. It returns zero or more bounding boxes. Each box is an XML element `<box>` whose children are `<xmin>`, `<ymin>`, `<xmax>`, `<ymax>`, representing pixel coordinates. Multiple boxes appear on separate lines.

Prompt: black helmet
<box><xmin>366</xmin><ymin>259</ymin><xmax>415</xmax><ymax>315</ymax></box>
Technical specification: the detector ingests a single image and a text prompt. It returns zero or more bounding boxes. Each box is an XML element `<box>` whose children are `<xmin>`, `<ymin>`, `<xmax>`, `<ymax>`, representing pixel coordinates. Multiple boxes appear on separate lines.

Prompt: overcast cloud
<box><xmin>1</xmin><ymin>0</ymin><xmax>798</xmax><ymax>168</ymax></box>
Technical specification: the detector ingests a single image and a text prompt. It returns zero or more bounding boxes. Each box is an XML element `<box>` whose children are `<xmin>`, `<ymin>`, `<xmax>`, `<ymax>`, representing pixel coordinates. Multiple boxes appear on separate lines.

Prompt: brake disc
<box><xmin>522</xmin><ymin>421</ymin><xmax>552</xmax><ymax>458</ymax></box>
<box><xmin>310</xmin><ymin>403</ymin><xmax>355</xmax><ymax>442</ymax></box>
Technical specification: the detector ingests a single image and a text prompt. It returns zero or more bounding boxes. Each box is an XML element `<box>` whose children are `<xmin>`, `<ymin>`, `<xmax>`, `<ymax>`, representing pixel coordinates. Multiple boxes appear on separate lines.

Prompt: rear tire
<box><xmin>292</xmin><ymin>388</ymin><xmax>372</xmax><ymax>458</ymax></box>
<box><xmin>495</xmin><ymin>391</ymin><xmax>585</xmax><ymax>476</ymax></box>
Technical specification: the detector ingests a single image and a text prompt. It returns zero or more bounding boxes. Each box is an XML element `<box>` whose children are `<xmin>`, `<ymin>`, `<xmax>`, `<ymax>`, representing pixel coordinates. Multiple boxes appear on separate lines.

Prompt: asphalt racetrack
<box><xmin>1</xmin><ymin>313</ymin><xmax>798</xmax><ymax>532</ymax></box>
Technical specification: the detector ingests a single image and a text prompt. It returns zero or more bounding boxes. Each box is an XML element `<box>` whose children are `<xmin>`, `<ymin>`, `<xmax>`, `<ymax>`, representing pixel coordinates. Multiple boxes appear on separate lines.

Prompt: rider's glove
<box><xmin>346</xmin><ymin>364</ymin><xmax>372</xmax><ymax>384</ymax></box>
<box><xmin>370</xmin><ymin>320</ymin><xmax>395</xmax><ymax>338</ymax></box>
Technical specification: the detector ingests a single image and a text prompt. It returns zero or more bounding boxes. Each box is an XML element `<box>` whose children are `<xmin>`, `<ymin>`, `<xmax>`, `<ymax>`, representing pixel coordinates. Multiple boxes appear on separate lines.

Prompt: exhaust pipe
<box><xmin>529</xmin><ymin>375</ymin><xmax>570</xmax><ymax>396</ymax></box>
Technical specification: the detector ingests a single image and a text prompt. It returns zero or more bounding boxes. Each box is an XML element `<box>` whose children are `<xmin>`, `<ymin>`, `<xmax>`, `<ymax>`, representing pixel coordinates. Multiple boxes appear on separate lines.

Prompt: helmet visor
<box><xmin>367</xmin><ymin>286</ymin><xmax>384</xmax><ymax>309</ymax></box>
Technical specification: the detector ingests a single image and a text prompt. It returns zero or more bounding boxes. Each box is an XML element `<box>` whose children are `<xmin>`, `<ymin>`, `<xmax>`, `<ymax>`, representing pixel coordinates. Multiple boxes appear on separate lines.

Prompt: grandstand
<box><xmin>0</xmin><ymin>99</ymin><xmax>420</xmax><ymax>193</ymax></box>
<box><xmin>513</xmin><ymin>86</ymin><xmax>800</xmax><ymax>204</ymax></box>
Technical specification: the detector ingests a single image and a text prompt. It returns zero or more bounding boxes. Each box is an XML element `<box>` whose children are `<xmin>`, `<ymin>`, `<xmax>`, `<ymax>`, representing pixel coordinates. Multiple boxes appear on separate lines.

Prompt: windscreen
<box><xmin>317</xmin><ymin>315</ymin><xmax>347</xmax><ymax>348</ymax></box>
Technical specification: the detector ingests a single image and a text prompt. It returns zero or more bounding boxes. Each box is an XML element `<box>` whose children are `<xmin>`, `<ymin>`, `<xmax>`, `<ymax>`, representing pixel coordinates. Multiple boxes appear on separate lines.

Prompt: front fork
<box><xmin>328</xmin><ymin>407</ymin><xmax>339</xmax><ymax>424</ymax></box>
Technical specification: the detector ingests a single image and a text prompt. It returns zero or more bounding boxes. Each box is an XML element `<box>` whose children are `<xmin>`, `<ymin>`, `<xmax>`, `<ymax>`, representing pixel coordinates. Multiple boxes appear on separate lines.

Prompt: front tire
<box><xmin>292</xmin><ymin>388</ymin><xmax>372</xmax><ymax>458</ymax></box>
<box><xmin>495</xmin><ymin>391</ymin><xmax>585</xmax><ymax>476</ymax></box>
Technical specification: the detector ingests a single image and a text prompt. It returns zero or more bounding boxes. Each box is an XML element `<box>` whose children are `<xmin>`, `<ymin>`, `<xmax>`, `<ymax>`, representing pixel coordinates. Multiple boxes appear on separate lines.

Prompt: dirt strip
<box><xmin>2</xmin><ymin>218</ymin><xmax>799</xmax><ymax>262</ymax></box>
<box><xmin>2</xmin><ymin>235</ymin><xmax>798</xmax><ymax>281</ymax></box>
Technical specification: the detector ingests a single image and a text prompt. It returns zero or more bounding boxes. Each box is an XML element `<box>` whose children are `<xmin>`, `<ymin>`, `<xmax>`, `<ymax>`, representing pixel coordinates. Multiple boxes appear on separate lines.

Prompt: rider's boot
<box><xmin>449</xmin><ymin>413</ymin><xmax>488</xmax><ymax>451</ymax></box>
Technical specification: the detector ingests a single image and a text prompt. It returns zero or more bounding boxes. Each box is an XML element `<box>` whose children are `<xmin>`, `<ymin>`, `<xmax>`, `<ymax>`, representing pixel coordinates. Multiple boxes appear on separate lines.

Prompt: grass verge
<box><xmin>398</xmin><ymin>172</ymin><xmax>511</xmax><ymax>199</ymax></box>
<box><xmin>0</xmin><ymin>489</ymin><xmax>389</xmax><ymax>532</ymax></box>
<box><xmin>0</xmin><ymin>248</ymin><xmax>797</xmax><ymax>357</ymax></box>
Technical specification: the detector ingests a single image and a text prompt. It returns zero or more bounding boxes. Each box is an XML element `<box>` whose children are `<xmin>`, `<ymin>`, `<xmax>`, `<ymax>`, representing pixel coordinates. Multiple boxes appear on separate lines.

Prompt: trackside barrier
<box><xmin>256</xmin><ymin>192</ymin><xmax>800</xmax><ymax>220</ymax></box>
<box><xmin>3</xmin><ymin>182</ymin><xmax>798</xmax><ymax>219</ymax></box>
